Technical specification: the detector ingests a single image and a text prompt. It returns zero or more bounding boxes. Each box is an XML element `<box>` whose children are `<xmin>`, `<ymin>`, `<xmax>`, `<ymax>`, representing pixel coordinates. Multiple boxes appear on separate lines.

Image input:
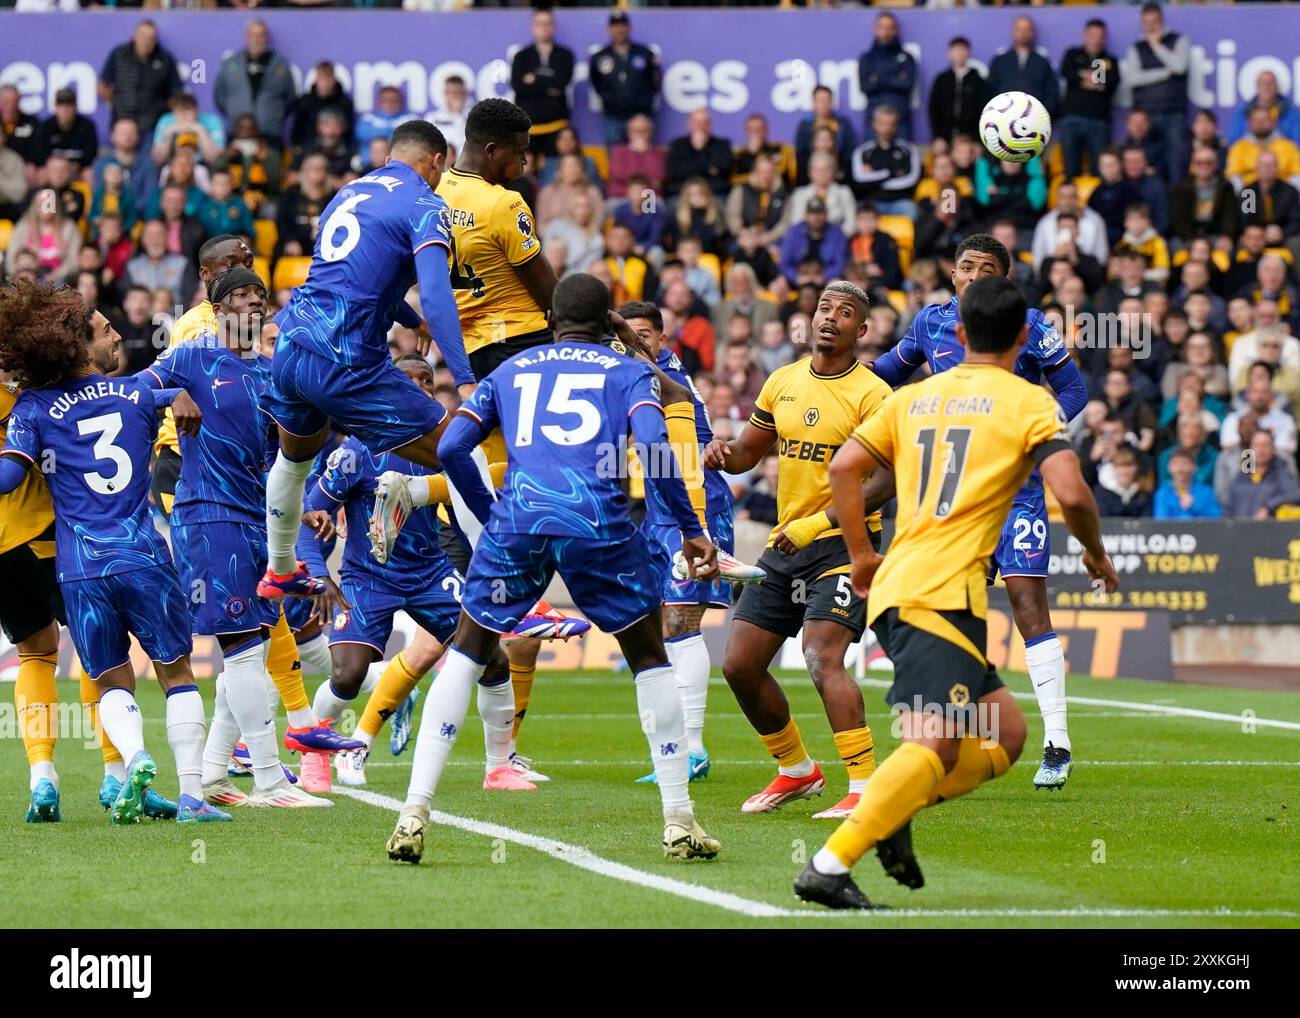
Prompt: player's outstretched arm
<box><xmin>437</xmin><ymin>411</ymin><xmax>495</xmax><ymax>526</ymax></box>
<box><xmin>1039</xmin><ymin>447</ymin><xmax>1119</xmax><ymax>594</ymax></box>
<box><xmin>828</xmin><ymin>439</ymin><xmax>884</xmax><ymax>597</ymax></box>
<box><xmin>701</xmin><ymin>420</ymin><xmax>776</xmax><ymax>476</ymax></box>
<box><xmin>414</xmin><ymin>242</ymin><xmax>474</xmax><ymax>390</ymax></box>
<box><xmin>1043</xmin><ymin>357</ymin><xmax>1089</xmax><ymax>422</ymax></box>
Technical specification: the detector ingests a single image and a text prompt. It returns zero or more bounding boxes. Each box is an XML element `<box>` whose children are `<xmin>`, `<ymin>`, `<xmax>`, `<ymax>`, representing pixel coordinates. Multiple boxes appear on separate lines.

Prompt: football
<box><xmin>979</xmin><ymin>90</ymin><xmax>1052</xmax><ymax>163</ymax></box>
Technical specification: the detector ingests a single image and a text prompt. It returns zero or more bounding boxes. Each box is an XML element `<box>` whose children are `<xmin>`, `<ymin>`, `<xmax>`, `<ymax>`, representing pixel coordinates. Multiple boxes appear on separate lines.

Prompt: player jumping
<box><xmin>795</xmin><ymin>277</ymin><xmax>1118</xmax><ymax>909</ymax></box>
<box><xmin>0</xmin><ymin>281</ymin><xmax>230</xmax><ymax>825</ymax></box>
<box><xmin>385</xmin><ymin>273</ymin><xmax>723</xmax><ymax>863</ymax></box>
<box><xmin>867</xmin><ymin>234</ymin><xmax>1090</xmax><ymax>788</ymax></box>
<box><xmin>259</xmin><ymin>120</ymin><xmax>465</xmax><ymax>600</ymax></box>
<box><xmin>702</xmin><ymin>281</ymin><xmax>891</xmax><ymax>819</ymax></box>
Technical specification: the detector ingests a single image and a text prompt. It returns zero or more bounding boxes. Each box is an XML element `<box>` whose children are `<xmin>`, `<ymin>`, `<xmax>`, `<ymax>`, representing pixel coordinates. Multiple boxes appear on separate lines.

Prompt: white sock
<box><xmin>812</xmin><ymin>846</ymin><xmax>850</xmax><ymax>875</ymax></box>
<box><xmin>779</xmin><ymin>756</ymin><xmax>816</xmax><ymax>779</ymax></box>
<box><xmin>202</xmin><ymin>673</ymin><xmax>242</xmax><ymax>784</ymax></box>
<box><xmin>361</xmin><ymin>662</ymin><xmax>382</xmax><ymax>695</ymax></box>
<box><xmin>297</xmin><ymin>633</ymin><xmax>332</xmax><ymax>679</ymax></box>
<box><xmin>30</xmin><ymin>760</ymin><xmax>57</xmax><ymax>790</ymax></box>
<box><xmin>1025</xmin><ymin>634</ymin><xmax>1069</xmax><ymax>752</ymax></box>
<box><xmin>98</xmin><ymin>687</ymin><xmax>145</xmax><ymax>764</ymax></box>
<box><xmin>356</xmin><ymin>728</ymin><xmax>374</xmax><ymax>749</ymax></box>
<box><xmin>667</xmin><ymin>633</ymin><xmax>709</xmax><ymax>756</ymax></box>
<box><xmin>478</xmin><ymin>676</ymin><xmax>516</xmax><ymax>770</ymax></box>
<box><xmin>848</xmin><ymin>778</ymin><xmax>867</xmax><ymax>794</ymax></box>
<box><xmin>265</xmin><ymin>452</ymin><xmax>315</xmax><ymax>574</ymax></box>
<box><xmin>405</xmin><ymin>647</ymin><xmax>481</xmax><ymax>807</ymax></box>
<box><xmin>165</xmin><ymin>685</ymin><xmax>206</xmax><ymax>800</ymax></box>
<box><xmin>313</xmin><ymin>678</ymin><xmax>355</xmax><ymax>727</ymax></box>
<box><xmin>635</xmin><ymin>665</ymin><xmax>691</xmax><ymax>816</ymax></box>
<box><xmin>104</xmin><ymin>760</ymin><xmax>126</xmax><ymax>781</ymax></box>
<box><xmin>405</xmin><ymin>474</ymin><xmax>433</xmax><ymax>508</ymax></box>
<box><xmin>222</xmin><ymin>640</ymin><xmax>282</xmax><ymax>789</ymax></box>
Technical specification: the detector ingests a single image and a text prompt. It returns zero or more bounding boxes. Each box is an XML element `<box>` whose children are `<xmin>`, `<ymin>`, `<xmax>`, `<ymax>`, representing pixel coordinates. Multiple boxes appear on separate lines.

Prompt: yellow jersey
<box><xmin>435</xmin><ymin>168</ymin><xmax>548</xmax><ymax>356</ymax></box>
<box><xmin>0</xmin><ymin>383</ymin><xmax>55</xmax><ymax>556</ymax></box>
<box><xmin>155</xmin><ymin>300</ymin><xmax>216</xmax><ymax>456</ymax></box>
<box><xmin>850</xmin><ymin>363</ymin><xmax>1069</xmax><ymax>625</ymax></box>
<box><xmin>749</xmin><ymin>358</ymin><xmax>891</xmax><ymax>544</ymax></box>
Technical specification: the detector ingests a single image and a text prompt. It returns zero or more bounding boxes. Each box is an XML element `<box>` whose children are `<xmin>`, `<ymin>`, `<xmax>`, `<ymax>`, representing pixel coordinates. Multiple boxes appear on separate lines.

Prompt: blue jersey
<box><xmin>275</xmin><ymin>160</ymin><xmax>452</xmax><ymax>369</ymax></box>
<box><xmin>873</xmin><ymin>297</ymin><xmax>1087</xmax><ymax>495</ymax></box>
<box><xmin>460</xmin><ymin>341</ymin><xmax>662</xmax><ymax>539</ymax></box>
<box><xmin>2</xmin><ymin>375</ymin><xmax>172</xmax><ymax>582</ymax></box>
<box><xmin>642</xmin><ymin>348</ymin><xmax>732</xmax><ymax>525</ymax></box>
<box><xmin>879</xmin><ymin>297</ymin><xmax>1070</xmax><ymax>384</ymax></box>
<box><xmin>144</xmin><ymin>335</ymin><xmax>275</xmax><ymax>526</ymax></box>
<box><xmin>303</xmin><ymin>435</ymin><xmax>448</xmax><ymax>596</ymax></box>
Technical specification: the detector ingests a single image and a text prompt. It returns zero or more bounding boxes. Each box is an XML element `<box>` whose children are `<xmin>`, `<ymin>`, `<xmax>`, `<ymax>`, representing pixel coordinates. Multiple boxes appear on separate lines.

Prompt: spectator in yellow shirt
<box><xmin>1226</xmin><ymin>107</ymin><xmax>1300</xmax><ymax>190</ymax></box>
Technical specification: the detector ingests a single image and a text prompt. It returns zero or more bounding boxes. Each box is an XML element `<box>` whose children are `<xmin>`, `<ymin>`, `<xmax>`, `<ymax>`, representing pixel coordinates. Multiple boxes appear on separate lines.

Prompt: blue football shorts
<box><xmin>461</xmin><ymin>527</ymin><xmax>659</xmax><ymax>635</ymax></box>
<box><xmin>264</xmin><ymin>338</ymin><xmax>444</xmax><ymax>455</ymax></box>
<box><xmin>62</xmin><ymin>564</ymin><xmax>193</xmax><ymax>679</ymax></box>
<box><xmin>171</xmin><ymin>520</ymin><xmax>279</xmax><ymax>635</ymax></box>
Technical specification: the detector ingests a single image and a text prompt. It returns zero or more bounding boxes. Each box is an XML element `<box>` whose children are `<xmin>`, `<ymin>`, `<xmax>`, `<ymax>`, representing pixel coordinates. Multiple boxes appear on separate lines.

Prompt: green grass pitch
<box><xmin>2</xmin><ymin>668</ymin><xmax>1297</xmax><ymax>928</ymax></box>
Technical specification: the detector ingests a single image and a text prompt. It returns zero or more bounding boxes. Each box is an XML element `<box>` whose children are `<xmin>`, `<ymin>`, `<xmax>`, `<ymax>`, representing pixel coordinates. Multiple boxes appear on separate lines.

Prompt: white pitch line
<box><xmin>857</xmin><ymin>677</ymin><xmax>1300</xmax><ymax>732</ymax></box>
<box><xmin>336</xmin><ymin>788</ymin><xmax>1297</xmax><ymax>922</ymax></box>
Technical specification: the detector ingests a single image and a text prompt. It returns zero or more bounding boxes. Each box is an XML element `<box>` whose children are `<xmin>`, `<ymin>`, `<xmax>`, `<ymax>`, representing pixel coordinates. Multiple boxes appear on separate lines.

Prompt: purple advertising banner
<box><xmin>1</xmin><ymin>7</ymin><xmax>1298</xmax><ymax>144</ymax></box>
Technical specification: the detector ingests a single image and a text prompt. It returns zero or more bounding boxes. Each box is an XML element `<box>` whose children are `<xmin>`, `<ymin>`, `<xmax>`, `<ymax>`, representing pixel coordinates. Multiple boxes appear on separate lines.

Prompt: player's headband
<box><xmin>209</xmin><ymin>267</ymin><xmax>267</xmax><ymax>307</ymax></box>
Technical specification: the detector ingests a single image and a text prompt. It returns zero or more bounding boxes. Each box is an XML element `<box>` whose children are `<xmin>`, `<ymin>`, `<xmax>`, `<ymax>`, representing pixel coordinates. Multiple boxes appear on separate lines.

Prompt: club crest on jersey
<box><xmin>226</xmin><ymin>596</ymin><xmax>249</xmax><ymax>618</ymax></box>
<box><xmin>804</xmin><ymin>407</ymin><xmax>820</xmax><ymax>427</ymax></box>
<box><xmin>610</xmin><ymin>340</ymin><xmax>627</xmax><ymax>355</ymax></box>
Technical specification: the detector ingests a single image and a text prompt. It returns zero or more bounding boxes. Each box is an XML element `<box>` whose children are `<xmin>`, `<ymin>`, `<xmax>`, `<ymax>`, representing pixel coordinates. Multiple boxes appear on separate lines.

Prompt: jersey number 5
<box><xmin>914</xmin><ymin>426</ymin><xmax>972</xmax><ymax>518</ymax></box>
<box><xmin>78</xmin><ymin>412</ymin><xmax>133</xmax><ymax>495</ymax></box>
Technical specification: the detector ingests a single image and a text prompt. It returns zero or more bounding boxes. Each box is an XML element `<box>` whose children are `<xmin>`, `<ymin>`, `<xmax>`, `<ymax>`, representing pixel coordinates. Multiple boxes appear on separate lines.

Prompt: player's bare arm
<box><xmin>828</xmin><ymin>438</ymin><xmax>885</xmax><ymax>597</ymax></box>
<box><xmin>1038</xmin><ymin>448</ymin><xmax>1119</xmax><ymax>593</ymax></box>
<box><xmin>702</xmin><ymin>422</ymin><xmax>775</xmax><ymax>475</ymax></box>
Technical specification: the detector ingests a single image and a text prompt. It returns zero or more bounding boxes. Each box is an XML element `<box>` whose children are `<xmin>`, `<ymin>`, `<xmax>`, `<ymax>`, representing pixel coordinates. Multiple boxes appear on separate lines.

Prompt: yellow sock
<box><xmin>510</xmin><ymin>662</ymin><xmax>535</xmax><ymax>741</ymax></box>
<box><xmin>359</xmin><ymin>652</ymin><xmax>424</xmax><ymax>741</ymax></box>
<box><xmin>824</xmin><ymin>742</ymin><xmax>945</xmax><ymax>869</ymax></box>
<box><xmin>16</xmin><ymin>651</ymin><xmax>58</xmax><ymax>766</ymax></box>
<box><xmin>267</xmin><ymin>609</ymin><xmax>311</xmax><ymax>716</ymax></box>
<box><xmin>479</xmin><ymin>429</ymin><xmax>506</xmax><ymax>466</ymax></box>
<box><xmin>80</xmin><ymin>669</ymin><xmax>121</xmax><ymax>765</ymax></box>
<box><xmin>833</xmin><ymin>726</ymin><xmax>876</xmax><ymax>786</ymax></box>
<box><xmin>759</xmin><ymin>718</ymin><xmax>810</xmax><ymax>770</ymax></box>
<box><xmin>929</xmin><ymin>737</ymin><xmax>1012</xmax><ymax>805</ymax></box>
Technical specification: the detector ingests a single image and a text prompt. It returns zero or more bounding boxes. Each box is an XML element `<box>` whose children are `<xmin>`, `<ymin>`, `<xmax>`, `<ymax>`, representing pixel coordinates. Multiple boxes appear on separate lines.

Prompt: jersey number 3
<box><xmin>78</xmin><ymin>412</ymin><xmax>133</xmax><ymax>495</ymax></box>
<box><xmin>914</xmin><ymin>426</ymin><xmax>971</xmax><ymax>518</ymax></box>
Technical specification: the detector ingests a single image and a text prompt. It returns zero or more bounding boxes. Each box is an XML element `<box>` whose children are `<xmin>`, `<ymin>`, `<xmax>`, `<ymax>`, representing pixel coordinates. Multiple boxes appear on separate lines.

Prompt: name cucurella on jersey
<box><xmin>46</xmin><ymin>380</ymin><xmax>141</xmax><ymax>420</ymax></box>
<box><xmin>512</xmin><ymin>346</ymin><xmax>626</xmax><ymax>370</ymax></box>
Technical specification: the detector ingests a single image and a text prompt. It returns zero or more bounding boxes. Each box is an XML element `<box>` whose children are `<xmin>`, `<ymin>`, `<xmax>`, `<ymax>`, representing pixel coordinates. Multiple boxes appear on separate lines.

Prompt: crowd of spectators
<box><xmin>3</xmin><ymin>5</ymin><xmax>1300</xmax><ymax>521</ymax></box>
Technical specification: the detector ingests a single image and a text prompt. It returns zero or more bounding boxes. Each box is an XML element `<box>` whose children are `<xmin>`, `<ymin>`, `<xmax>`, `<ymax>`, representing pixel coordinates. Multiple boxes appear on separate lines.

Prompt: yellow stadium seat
<box><xmin>886</xmin><ymin>289</ymin><xmax>907</xmax><ymax>315</ymax></box>
<box><xmin>253</xmin><ymin>220</ymin><xmax>278</xmax><ymax>260</ymax></box>
<box><xmin>0</xmin><ymin>219</ymin><xmax>12</xmax><ymax>252</ymax></box>
<box><xmin>272</xmin><ymin>256</ymin><xmax>311</xmax><ymax>291</ymax></box>
<box><xmin>877</xmin><ymin>214</ymin><xmax>914</xmax><ymax>252</ymax></box>
<box><xmin>1275</xmin><ymin>504</ymin><xmax>1300</xmax><ymax>521</ymax></box>
<box><xmin>253</xmin><ymin>256</ymin><xmax>271</xmax><ymax>288</ymax></box>
<box><xmin>582</xmin><ymin>145</ymin><xmax>609</xmax><ymax>185</ymax></box>
<box><xmin>697</xmin><ymin>252</ymin><xmax>721</xmax><ymax>285</ymax></box>
<box><xmin>1073</xmin><ymin>175</ymin><xmax>1101</xmax><ymax>203</ymax></box>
